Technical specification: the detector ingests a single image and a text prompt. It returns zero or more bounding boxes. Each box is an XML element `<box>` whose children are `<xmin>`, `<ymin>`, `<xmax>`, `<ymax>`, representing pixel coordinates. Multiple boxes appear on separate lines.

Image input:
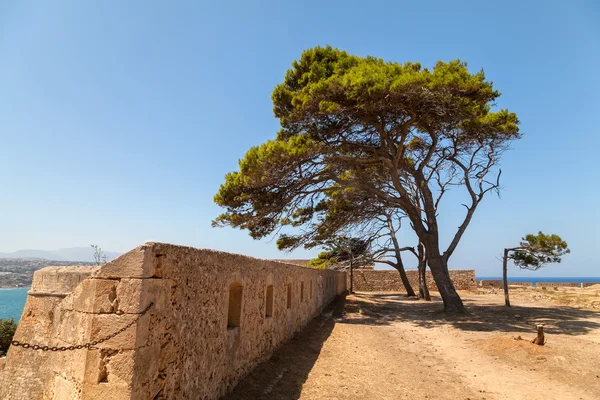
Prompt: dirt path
<box><xmin>225</xmin><ymin>292</ymin><xmax>600</xmax><ymax>400</ymax></box>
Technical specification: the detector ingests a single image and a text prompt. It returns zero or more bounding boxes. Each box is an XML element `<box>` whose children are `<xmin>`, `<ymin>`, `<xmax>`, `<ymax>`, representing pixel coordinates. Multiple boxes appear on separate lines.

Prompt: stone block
<box><xmin>47</xmin><ymin>374</ymin><xmax>81</xmax><ymax>400</ymax></box>
<box><xmin>63</xmin><ymin>279</ymin><xmax>118</xmax><ymax>314</ymax></box>
<box><xmin>82</xmin><ymin>381</ymin><xmax>131</xmax><ymax>399</ymax></box>
<box><xmin>88</xmin><ymin>313</ymin><xmax>149</xmax><ymax>351</ymax></box>
<box><xmin>83</xmin><ymin>349</ymin><xmax>135</xmax><ymax>387</ymax></box>
<box><xmin>93</xmin><ymin>244</ymin><xmax>158</xmax><ymax>279</ymax></box>
<box><xmin>56</xmin><ymin>309</ymin><xmax>94</xmax><ymax>346</ymax></box>
<box><xmin>31</xmin><ymin>266</ymin><xmax>99</xmax><ymax>296</ymax></box>
<box><xmin>129</xmin><ymin>342</ymin><xmax>164</xmax><ymax>398</ymax></box>
<box><xmin>115</xmin><ymin>278</ymin><xmax>171</xmax><ymax>314</ymax></box>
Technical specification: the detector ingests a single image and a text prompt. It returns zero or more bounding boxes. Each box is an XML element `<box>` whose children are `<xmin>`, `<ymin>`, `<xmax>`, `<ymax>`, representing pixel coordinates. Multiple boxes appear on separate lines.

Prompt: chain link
<box><xmin>3</xmin><ymin>302</ymin><xmax>154</xmax><ymax>352</ymax></box>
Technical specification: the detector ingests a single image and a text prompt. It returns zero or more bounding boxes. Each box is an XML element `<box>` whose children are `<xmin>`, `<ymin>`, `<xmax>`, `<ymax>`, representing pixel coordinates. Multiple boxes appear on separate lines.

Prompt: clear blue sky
<box><xmin>0</xmin><ymin>1</ymin><xmax>598</xmax><ymax>277</ymax></box>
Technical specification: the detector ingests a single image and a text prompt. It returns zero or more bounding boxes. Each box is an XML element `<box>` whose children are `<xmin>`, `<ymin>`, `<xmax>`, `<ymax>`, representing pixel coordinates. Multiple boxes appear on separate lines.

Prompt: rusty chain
<box><xmin>1</xmin><ymin>302</ymin><xmax>154</xmax><ymax>352</ymax></box>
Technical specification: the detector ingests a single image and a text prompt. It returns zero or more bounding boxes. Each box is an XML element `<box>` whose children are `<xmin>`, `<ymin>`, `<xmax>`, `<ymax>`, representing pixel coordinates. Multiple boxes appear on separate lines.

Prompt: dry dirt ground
<box><xmin>225</xmin><ymin>289</ymin><xmax>600</xmax><ymax>400</ymax></box>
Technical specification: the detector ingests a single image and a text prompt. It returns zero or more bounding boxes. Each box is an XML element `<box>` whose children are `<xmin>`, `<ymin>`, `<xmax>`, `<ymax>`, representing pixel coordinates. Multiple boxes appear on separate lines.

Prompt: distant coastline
<box><xmin>0</xmin><ymin>258</ymin><xmax>97</xmax><ymax>288</ymax></box>
<box><xmin>477</xmin><ymin>277</ymin><xmax>600</xmax><ymax>284</ymax></box>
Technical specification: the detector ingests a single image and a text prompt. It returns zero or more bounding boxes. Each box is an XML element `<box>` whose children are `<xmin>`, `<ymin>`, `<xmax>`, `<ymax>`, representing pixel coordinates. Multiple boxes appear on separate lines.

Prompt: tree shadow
<box><xmin>222</xmin><ymin>295</ymin><xmax>346</xmax><ymax>400</ymax></box>
<box><xmin>223</xmin><ymin>292</ymin><xmax>599</xmax><ymax>399</ymax></box>
<box><xmin>341</xmin><ymin>292</ymin><xmax>600</xmax><ymax>336</ymax></box>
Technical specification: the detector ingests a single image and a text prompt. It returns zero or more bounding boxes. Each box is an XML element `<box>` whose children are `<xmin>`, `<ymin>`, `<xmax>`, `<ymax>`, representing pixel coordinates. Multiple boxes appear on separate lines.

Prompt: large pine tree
<box><xmin>213</xmin><ymin>46</ymin><xmax>520</xmax><ymax>312</ymax></box>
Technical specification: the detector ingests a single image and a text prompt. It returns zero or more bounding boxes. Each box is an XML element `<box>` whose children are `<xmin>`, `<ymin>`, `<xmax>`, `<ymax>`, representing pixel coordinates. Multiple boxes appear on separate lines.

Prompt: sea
<box><xmin>0</xmin><ymin>288</ymin><xmax>29</xmax><ymax>322</ymax></box>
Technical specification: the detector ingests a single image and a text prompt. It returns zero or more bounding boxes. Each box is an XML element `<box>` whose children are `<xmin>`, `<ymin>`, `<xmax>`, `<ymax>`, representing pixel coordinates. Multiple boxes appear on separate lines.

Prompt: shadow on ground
<box><xmin>222</xmin><ymin>295</ymin><xmax>346</xmax><ymax>400</ymax></box>
<box><xmin>341</xmin><ymin>292</ymin><xmax>600</xmax><ymax>335</ymax></box>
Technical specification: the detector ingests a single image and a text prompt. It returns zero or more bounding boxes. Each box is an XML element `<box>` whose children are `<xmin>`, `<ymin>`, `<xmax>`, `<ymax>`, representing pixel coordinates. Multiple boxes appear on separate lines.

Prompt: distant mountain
<box><xmin>53</xmin><ymin>247</ymin><xmax>121</xmax><ymax>262</ymax></box>
<box><xmin>0</xmin><ymin>247</ymin><xmax>121</xmax><ymax>263</ymax></box>
<box><xmin>0</xmin><ymin>249</ymin><xmax>65</xmax><ymax>260</ymax></box>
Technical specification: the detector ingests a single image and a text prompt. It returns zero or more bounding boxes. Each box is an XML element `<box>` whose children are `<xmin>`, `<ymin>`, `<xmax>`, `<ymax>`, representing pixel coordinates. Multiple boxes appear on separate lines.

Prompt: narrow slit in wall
<box><xmin>228</xmin><ymin>282</ymin><xmax>243</xmax><ymax>329</ymax></box>
<box><xmin>265</xmin><ymin>285</ymin><xmax>273</xmax><ymax>317</ymax></box>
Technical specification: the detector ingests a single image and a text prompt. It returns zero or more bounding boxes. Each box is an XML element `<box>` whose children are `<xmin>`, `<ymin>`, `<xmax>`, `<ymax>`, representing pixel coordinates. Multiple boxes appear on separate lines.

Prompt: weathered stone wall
<box><xmin>582</xmin><ymin>282</ymin><xmax>600</xmax><ymax>288</ymax></box>
<box><xmin>0</xmin><ymin>243</ymin><xmax>346</xmax><ymax>400</ymax></box>
<box><xmin>348</xmin><ymin>269</ymin><xmax>476</xmax><ymax>292</ymax></box>
<box><xmin>0</xmin><ymin>267</ymin><xmax>99</xmax><ymax>399</ymax></box>
<box><xmin>536</xmin><ymin>282</ymin><xmax>581</xmax><ymax>288</ymax></box>
<box><xmin>508</xmin><ymin>282</ymin><xmax>534</xmax><ymax>287</ymax></box>
<box><xmin>479</xmin><ymin>279</ymin><xmax>504</xmax><ymax>288</ymax></box>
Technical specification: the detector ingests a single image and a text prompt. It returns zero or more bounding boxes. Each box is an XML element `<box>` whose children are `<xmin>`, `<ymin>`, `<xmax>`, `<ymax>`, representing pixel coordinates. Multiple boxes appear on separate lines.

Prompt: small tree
<box><xmin>276</xmin><ymin>193</ymin><xmax>419</xmax><ymax>296</ymax></box>
<box><xmin>0</xmin><ymin>318</ymin><xmax>18</xmax><ymax>357</ymax></box>
<box><xmin>91</xmin><ymin>244</ymin><xmax>109</xmax><ymax>266</ymax></box>
<box><xmin>502</xmin><ymin>232</ymin><xmax>570</xmax><ymax>306</ymax></box>
<box><xmin>308</xmin><ymin>236</ymin><xmax>371</xmax><ymax>293</ymax></box>
<box><xmin>369</xmin><ymin>212</ymin><xmax>417</xmax><ymax>297</ymax></box>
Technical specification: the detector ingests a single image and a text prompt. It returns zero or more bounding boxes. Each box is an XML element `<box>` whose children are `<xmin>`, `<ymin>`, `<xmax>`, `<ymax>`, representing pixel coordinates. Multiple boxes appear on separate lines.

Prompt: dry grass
<box><xmin>479</xmin><ymin>285</ymin><xmax>600</xmax><ymax>310</ymax></box>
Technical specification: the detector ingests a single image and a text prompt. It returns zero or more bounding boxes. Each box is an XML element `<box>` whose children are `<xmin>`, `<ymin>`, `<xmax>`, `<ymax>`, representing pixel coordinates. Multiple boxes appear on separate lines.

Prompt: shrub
<box><xmin>0</xmin><ymin>318</ymin><xmax>18</xmax><ymax>357</ymax></box>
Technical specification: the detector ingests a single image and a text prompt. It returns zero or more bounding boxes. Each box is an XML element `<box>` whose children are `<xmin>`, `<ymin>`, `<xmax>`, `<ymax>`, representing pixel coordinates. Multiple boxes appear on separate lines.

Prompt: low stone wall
<box><xmin>479</xmin><ymin>280</ymin><xmax>504</xmax><ymax>288</ymax></box>
<box><xmin>479</xmin><ymin>280</ymin><xmax>533</xmax><ymax>288</ymax></box>
<box><xmin>349</xmin><ymin>269</ymin><xmax>476</xmax><ymax>292</ymax></box>
<box><xmin>479</xmin><ymin>281</ymin><xmax>591</xmax><ymax>288</ymax></box>
<box><xmin>0</xmin><ymin>243</ymin><xmax>346</xmax><ymax>400</ymax></box>
<box><xmin>537</xmin><ymin>282</ymin><xmax>581</xmax><ymax>288</ymax></box>
<box><xmin>582</xmin><ymin>282</ymin><xmax>600</xmax><ymax>288</ymax></box>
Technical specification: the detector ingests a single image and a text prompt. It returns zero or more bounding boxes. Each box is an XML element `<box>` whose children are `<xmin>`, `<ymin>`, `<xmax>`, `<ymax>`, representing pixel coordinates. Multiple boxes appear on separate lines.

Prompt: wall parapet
<box><xmin>536</xmin><ymin>282</ymin><xmax>581</xmax><ymax>288</ymax></box>
<box><xmin>29</xmin><ymin>266</ymin><xmax>100</xmax><ymax>297</ymax></box>
<box><xmin>349</xmin><ymin>269</ymin><xmax>476</xmax><ymax>292</ymax></box>
<box><xmin>0</xmin><ymin>243</ymin><xmax>346</xmax><ymax>400</ymax></box>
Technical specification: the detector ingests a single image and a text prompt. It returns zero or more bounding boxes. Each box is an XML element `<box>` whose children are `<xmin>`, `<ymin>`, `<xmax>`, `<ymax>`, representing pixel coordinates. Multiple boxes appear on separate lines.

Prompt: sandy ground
<box><xmin>225</xmin><ymin>289</ymin><xmax>600</xmax><ymax>400</ymax></box>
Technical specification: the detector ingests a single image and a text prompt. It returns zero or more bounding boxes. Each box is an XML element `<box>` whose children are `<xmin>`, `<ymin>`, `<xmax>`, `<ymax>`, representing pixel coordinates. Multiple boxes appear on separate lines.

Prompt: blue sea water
<box><xmin>477</xmin><ymin>277</ymin><xmax>600</xmax><ymax>285</ymax></box>
<box><xmin>0</xmin><ymin>288</ymin><xmax>29</xmax><ymax>322</ymax></box>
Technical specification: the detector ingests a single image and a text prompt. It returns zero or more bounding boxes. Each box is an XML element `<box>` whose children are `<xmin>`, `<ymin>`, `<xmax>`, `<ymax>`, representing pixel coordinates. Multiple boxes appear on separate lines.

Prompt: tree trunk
<box><xmin>395</xmin><ymin>265</ymin><xmax>417</xmax><ymax>297</ymax></box>
<box><xmin>417</xmin><ymin>244</ymin><xmax>431</xmax><ymax>301</ymax></box>
<box><xmin>427</xmin><ymin>254</ymin><xmax>466</xmax><ymax>313</ymax></box>
<box><xmin>532</xmin><ymin>325</ymin><xmax>545</xmax><ymax>345</ymax></box>
<box><xmin>393</xmin><ymin>259</ymin><xmax>416</xmax><ymax>297</ymax></box>
<box><xmin>503</xmin><ymin>248</ymin><xmax>511</xmax><ymax>307</ymax></box>
<box><xmin>418</xmin><ymin>265</ymin><xmax>429</xmax><ymax>300</ymax></box>
<box><xmin>386</xmin><ymin>214</ymin><xmax>415</xmax><ymax>297</ymax></box>
<box><xmin>349</xmin><ymin>257</ymin><xmax>354</xmax><ymax>294</ymax></box>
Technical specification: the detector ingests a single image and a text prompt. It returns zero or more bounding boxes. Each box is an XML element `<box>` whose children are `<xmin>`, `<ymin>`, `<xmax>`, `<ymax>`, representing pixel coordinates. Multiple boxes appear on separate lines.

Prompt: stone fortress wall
<box><xmin>0</xmin><ymin>243</ymin><xmax>346</xmax><ymax>400</ymax></box>
<box><xmin>349</xmin><ymin>269</ymin><xmax>477</xmax><ymax>292</ymax></box>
